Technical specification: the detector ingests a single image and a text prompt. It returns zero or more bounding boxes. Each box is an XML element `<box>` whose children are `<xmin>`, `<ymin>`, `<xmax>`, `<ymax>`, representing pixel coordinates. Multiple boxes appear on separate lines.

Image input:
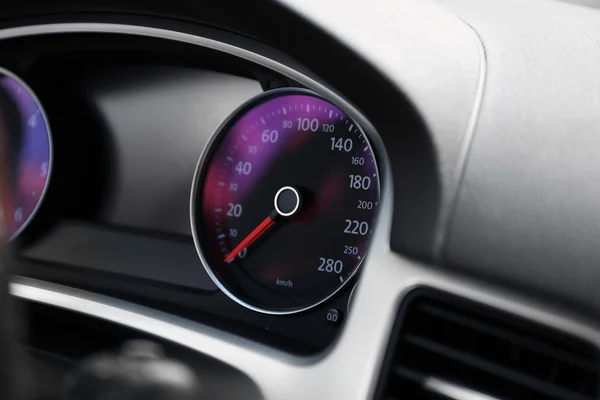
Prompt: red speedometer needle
<box><xmin>224</xmin><ymin>215</ymin><xmax>275</xmax><ymax>263</ymax></box>
<box><xmin>224</xmin><ymin>186</ymin><xmax>303</xmax><ymax>263</ymax></box>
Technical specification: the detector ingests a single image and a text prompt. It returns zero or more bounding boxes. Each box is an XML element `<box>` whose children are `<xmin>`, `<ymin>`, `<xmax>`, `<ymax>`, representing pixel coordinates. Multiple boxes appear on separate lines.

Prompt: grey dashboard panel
<box><xmin>22</xmin><ymin>221</ymin><xmax>217</xmax><ymax>291</ymax></box>
<box><xmin>437</xmin><ymin>0</ymin><xmax>600</xmax><ymax>314</ymax></box>
<box><xmin>85</xmin><ymin>66</ymin><xmax>261</xmax><ymax>235</ymax></box>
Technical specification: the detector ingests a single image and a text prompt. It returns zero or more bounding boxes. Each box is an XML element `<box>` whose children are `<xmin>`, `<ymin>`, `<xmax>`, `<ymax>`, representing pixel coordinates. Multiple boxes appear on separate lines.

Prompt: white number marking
<box><xmin>261</xmin><ymin>130</ymin><xmax>279</xmax><ymax>143</ymax></box>
<box><xmin>349</xmin><ymin>175</ymin><xmax>372</xmax><ymax>190</ymax></box>
<box><xmin>235</xmin><ymin>161</ymin><xmax>252</xmax><ymax>175</ymax></box>
<box><xmin>357</xmin><ymin>200</ymin><xmax>373</xmax><ymax>210</ymax></box>
<box><xmin>351</xmin><ymin>157</ymin><xmax>365</xmax><ymax>166</ymax></box>
<box><xmin>297</xmin><ymin>118</ymin><xmax>319</xmax><ymax>132</ymax></box>
<box><xmin>40</xmin><ymin>162</ymin><xmax>48</xmax><ymax>177</ymax></box>
<box><xmin>322</xmin><ymin>124</ymin><xmax>335</xmax><ymax>133</ymax></box>
<box><xmin>14</xmin><ymin>208</ymin><xmax>23</xmax><ymax>223</ymax></box>
<box><xmin>344</xmin><ymin>245</ymin><xmax>359</xmax><ymax>255</ymax></box>
<box><xmin>227</xmin><ymin>203</ymin><xmax>243</xmax><ymax>217</ymax></box>
<box><xmin>344</xmin><ymin>220</ymin><xmax>369</xmax><ymax>235</ymax></box>
<box><xmin>330</xmin><ymin>137</ymin><xmax>353</xmax><ymax>152</ymax></box>
<box><xmin>318</xmin><ymin>258</ymin><xmax>343</xmax><ymax>273</ymax></box>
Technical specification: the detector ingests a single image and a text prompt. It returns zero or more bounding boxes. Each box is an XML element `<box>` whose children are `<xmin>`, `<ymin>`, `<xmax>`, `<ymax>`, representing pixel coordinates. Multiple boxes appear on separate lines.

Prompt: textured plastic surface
<box><xmin>439</xmin><ymin>0</ymin><xmax>600</xmax><ymax>313</ymax></box>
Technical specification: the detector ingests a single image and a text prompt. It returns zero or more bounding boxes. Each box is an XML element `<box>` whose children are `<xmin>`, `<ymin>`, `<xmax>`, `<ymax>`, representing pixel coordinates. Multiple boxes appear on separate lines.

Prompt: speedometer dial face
<box><xmin>191</xmin><ymin>88</ymin><xmax>380</xmax><ymax>314</ymax></box>
<box><xmin>0</xmin><ymin>68</ymin><xmax>52</xmax><ymax>240</ymax></box>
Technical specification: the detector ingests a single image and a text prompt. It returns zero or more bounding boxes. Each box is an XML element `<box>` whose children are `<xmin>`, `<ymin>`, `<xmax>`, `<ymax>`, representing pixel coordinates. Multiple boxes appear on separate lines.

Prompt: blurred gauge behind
<box><xmin>0</xmin><ymin>67</ymin><xmax>52</xmax><ymax>241</ymax></box>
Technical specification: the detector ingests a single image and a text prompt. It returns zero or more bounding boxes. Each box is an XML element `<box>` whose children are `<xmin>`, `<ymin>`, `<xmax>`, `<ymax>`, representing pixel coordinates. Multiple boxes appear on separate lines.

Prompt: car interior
<box><xmin>1</xmin><ymin>0</ymin><xmax>599</xmax><ymax>399</ymax></box>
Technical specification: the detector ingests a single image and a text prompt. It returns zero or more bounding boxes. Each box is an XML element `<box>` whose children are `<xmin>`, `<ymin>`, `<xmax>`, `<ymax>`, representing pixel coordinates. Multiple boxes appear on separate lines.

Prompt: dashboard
<box><xmin>3</xmin><ymin>0</ymin><xmax>600</xmax><ymax>399</ymax></box>
<box><xmin>5</xmin><ymin>28</ymin><xmax>378</xmax><ymax>353</ymax></box>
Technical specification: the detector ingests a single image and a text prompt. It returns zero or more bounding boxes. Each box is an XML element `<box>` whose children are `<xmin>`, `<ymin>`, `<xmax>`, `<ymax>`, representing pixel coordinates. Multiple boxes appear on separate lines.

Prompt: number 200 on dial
<box><xmin>191</xmin><ymin>88</ymin><xmax>380</xmax><ymax>314</ymax></box>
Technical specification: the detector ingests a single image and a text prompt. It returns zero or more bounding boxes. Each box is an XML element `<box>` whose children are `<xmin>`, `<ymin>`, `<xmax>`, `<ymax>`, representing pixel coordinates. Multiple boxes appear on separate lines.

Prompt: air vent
<box><xmin>377</xmin><ymin>292</ymin><xmax>599</xmax><ymax>400</ymax></box>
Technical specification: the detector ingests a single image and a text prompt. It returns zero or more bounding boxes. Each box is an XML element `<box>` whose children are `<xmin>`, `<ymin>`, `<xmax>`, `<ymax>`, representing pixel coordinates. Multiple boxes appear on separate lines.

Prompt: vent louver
<box><xmin>378</xmin><ymin>292</ymin><xmax>599</xmax><ymax>400</ymax></box>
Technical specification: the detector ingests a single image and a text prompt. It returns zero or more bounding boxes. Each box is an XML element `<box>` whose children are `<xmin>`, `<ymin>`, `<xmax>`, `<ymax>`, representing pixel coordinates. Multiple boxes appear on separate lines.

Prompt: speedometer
<box><xmin>191</xmin><ymin>88</ymin><xmax>380</xmax><ymax>314</ymax></box>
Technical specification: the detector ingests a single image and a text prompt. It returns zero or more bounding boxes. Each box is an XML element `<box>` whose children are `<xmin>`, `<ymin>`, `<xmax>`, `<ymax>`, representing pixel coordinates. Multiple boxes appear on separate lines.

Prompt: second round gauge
<box><xmin>191</xmin><ymin>88</ymin><xmax>380</xmax><ymax>314</ymax></box>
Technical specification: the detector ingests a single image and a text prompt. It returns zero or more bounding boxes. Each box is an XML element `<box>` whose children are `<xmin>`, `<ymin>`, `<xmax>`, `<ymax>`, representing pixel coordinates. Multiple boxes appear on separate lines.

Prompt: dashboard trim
<box><xmin>2</xmin><ymin>22</ymin><xmax>599</xmax><ymax>400</ymax></box>
<box><xmin>432</xmin><ymin>19</ymin><xmax>488</xmax><ymax>262</ymax></box>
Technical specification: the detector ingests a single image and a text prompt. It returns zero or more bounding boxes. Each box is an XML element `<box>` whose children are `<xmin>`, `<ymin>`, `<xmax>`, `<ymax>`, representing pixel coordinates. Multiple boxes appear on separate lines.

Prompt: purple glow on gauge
<box><xmin>203</xmin><ymin>95</ymin><xmax>376</xmax><ymax>208</ymax></box>
<box><xmin>216</xmin><ymin>96</ymin><xmax>348</xmax><ymax>198</ymax></box>
<box><xmin>0</xmin><ymin>72</ymin><xmax>51</xmax><ymax>239</ymax></box>
<box><xmin>195</xmin><ymin>90</ymin><xmax>380</xmax><ymax>313</ymax></box>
